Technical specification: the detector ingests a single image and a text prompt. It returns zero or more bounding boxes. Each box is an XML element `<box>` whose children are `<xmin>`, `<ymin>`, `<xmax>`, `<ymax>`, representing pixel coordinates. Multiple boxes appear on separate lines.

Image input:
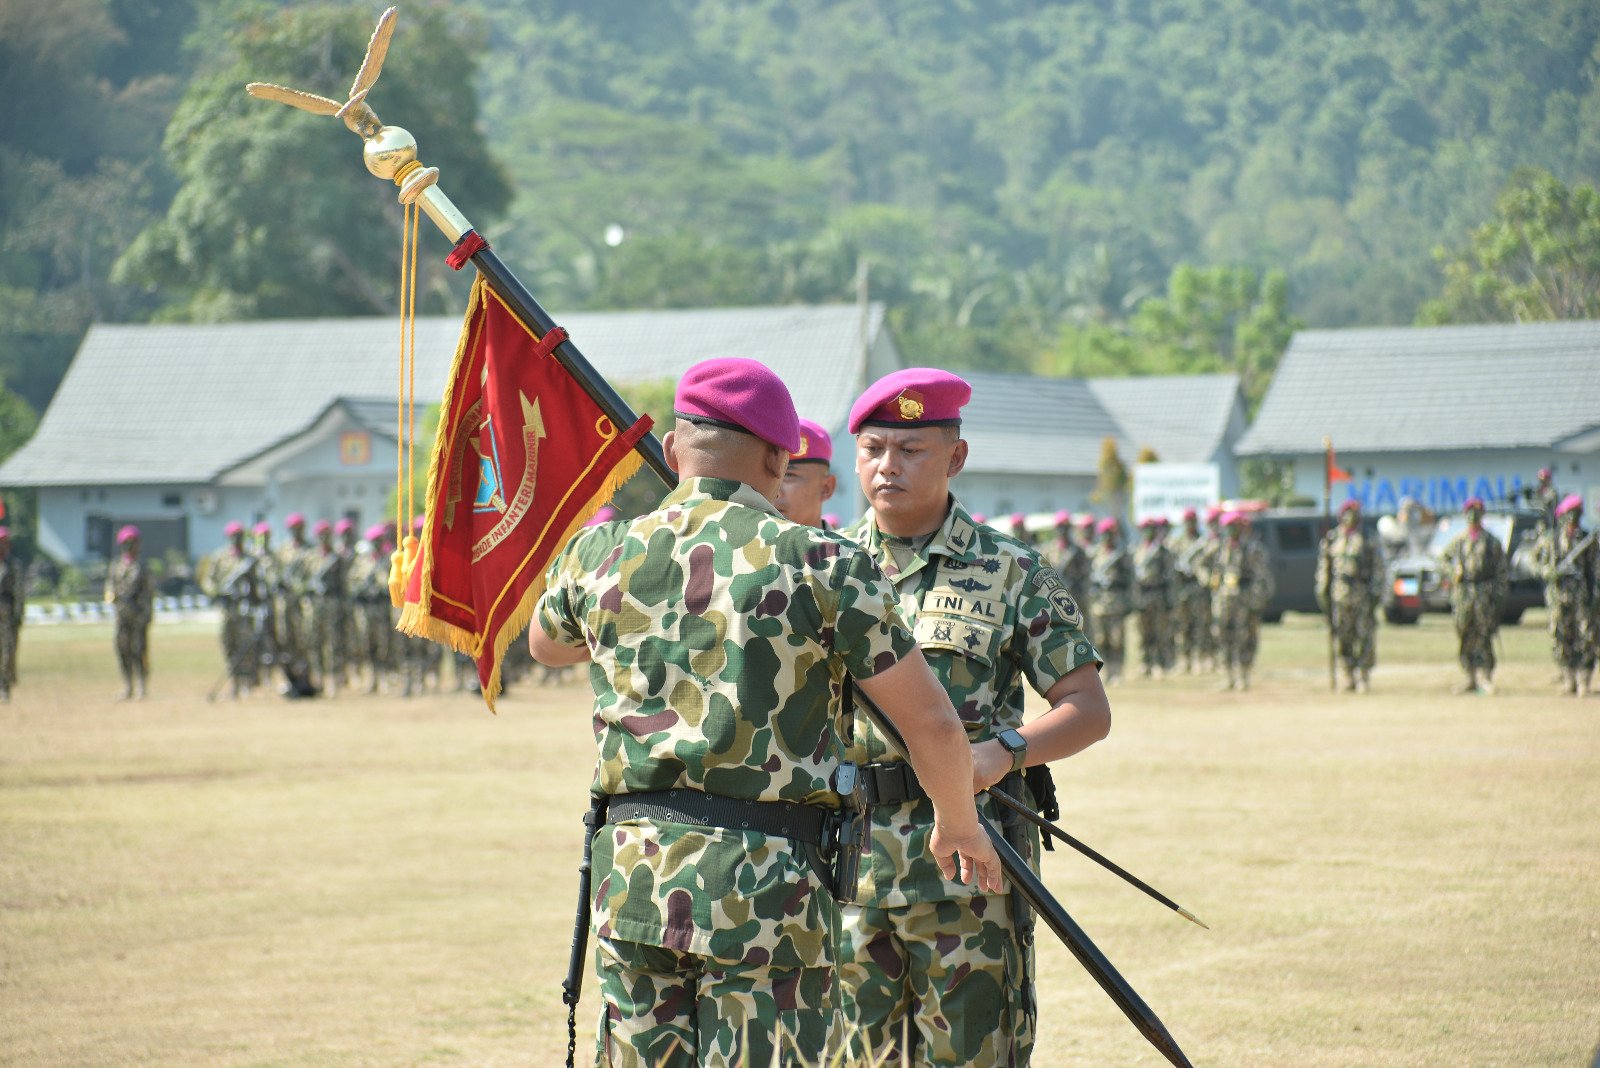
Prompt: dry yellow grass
<box><xmin>2</xmin><ymin>612</ymin><xmax>1597</xmax><ymax>1066</ymax></box>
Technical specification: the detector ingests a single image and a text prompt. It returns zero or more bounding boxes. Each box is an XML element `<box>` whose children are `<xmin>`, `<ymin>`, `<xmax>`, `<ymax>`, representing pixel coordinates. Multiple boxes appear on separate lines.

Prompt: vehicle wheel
<box><xmin>1382</xmin><ymin>606</ymin><xmax>1414</xmax><ymax>625</ymax></box>
<box><xmin>1262</xmin><ymin>611</ymin><xmax>1282</xmax><ymax>624</ymax></box>
<box><xmin>1499</xmin><ymin>608</ymin><xmax>1524</xmax><ymax>626</ymax></box>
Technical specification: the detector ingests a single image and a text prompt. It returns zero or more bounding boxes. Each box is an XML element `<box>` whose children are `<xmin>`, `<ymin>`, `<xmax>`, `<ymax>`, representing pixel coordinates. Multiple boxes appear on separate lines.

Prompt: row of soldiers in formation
<box><xmin>994</xmin><ymin>506</ymin><xmax>1274</xmax><ymax>691</ymax></box>
<box><xmin>196</xmin><ymin>513</ymin><xmax>539</xmax><ymax>699</ymax></box>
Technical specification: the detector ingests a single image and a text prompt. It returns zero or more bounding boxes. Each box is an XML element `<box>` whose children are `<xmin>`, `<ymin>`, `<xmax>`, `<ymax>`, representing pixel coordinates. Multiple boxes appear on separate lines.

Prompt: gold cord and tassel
<box><xmin>388</xmin><ymin>197</ymin><xmax>422</xmax><ymax>608</ymax></box>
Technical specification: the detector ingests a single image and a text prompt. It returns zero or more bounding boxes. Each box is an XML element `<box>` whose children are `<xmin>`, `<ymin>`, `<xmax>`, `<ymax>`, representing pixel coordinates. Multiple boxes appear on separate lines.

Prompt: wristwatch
<box><xmin>994</xmin><ymin>728</ymin><xmax>1028</xmax><ymax>774</ymax></box>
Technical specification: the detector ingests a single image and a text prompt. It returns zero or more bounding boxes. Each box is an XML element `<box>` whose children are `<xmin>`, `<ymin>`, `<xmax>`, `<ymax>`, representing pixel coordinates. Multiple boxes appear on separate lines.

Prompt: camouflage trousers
<box><xmin>1135</xmin><ymin>600</ymin><xmax>1171</xmax><ymax>673</ymax></box>
<box><xmin>220</xmin><ymin>607</ymin><xmax>260</xmax><ymax>684</ymax></box>
<box><xmin>1175</xmin><ymin>588</ymin><xmax>1211</xmax><ymax>663</ymax></box>
<box><xmin>307</xmin><ymin>597</ymin><xmax>345</xmax><ymax>683</ymax></box>
<box><xmin>1450</xmin><ymin>590</ymin><xmax>1499</xmax><ymax>672</ymax></box>
<box><xmin>115</xmin><ymin>614</ymin><xmax>150</xmax><ymax>681</ymax></box>
<box><xmin>594</xmin><ymin>936</ymin><xmax>836</xmax><ymax>1068</ymax></box>
<box><xmin>839</xmin><ymin>894</ymin><xmax>1034</xmax><ymax>1067</ymax></box>
<box><xmin>1329</xmin><ymin>595</ymin><xmax>1378</xmax><ymax>671</ymax></box>
<box><xmin>0</xmin><ymin>623</ymin><xmax>16</xmax><ymax>694</ymax></box>
<box><xmin>275</xmin><ymin>597</ymin><xmax>309</xmax><ymax>675</ymax></box>
<box><xmin>1544</xmin><ymin>583</ymin><xmax>1596</xmax><ymax>671</ymax></box>
<box><xmin>1092</xmin><ymin>608</ymin><xmax>1127</xmax><ymax>681</ymax></box>
<box><xmin>353</xmin><ymin>603</ymin><xmax>394</xmax><ymax>673</ymax></box>
<box><xmin>1212</xmin><ymin>591</ymin><xmax>1260</xmax><ymax>671</ymax></box>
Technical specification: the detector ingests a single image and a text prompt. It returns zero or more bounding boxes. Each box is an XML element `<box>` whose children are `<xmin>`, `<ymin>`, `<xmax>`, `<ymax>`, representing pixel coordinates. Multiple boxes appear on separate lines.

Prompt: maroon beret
<box><xmin>1339</xmin><ymin>499</ymin><xmax>1361</xmax><ymax>515</ymax></box>
<box><xmin>849</xmin><ymin>368</ymin><xmax>971</xmax><ymax>433</ymax></box>
<box><xmin>674</xmin><ymin>357</ymin><xmax>800</xmax><ymax>453</ymax></box>
<box><xmin>313</xmin><ymin>519</ymin><xmax>332</xmax><ymax>535</ymax></box>
<box><xmin>1463</xmin><ymin>496</ymin><xmax>1485</xmax><ymax>511</ymax></box>
<box><xmin>791</xmin><ymin>419</ymin><xmax>833</xmax><ymax>464</ymax></box>
<box><xmin>1556</xmin><ymin>493</ymin><xmax>1583</xmax><ymax>517</ymax></box>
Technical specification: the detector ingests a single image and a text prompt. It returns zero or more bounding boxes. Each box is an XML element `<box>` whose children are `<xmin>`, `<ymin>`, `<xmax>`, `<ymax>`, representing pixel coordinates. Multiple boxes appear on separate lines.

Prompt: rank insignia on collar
<box><xmin>896</xmin><ymin>390</ymin><xmax>925</xmax><ymax>420</ymax></box>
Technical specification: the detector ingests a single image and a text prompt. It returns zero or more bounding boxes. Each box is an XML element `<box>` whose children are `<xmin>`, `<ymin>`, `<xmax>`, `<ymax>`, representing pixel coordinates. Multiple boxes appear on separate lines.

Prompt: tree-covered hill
<box><xmin>4</xmin><ymin>0</ymin><xmax>1598</xmax><ymax>416</ymax></box>
<box><xmin>469</xmin><ymin>0</ymin><xmax>1599</xmax><ymax>360</ymax></box>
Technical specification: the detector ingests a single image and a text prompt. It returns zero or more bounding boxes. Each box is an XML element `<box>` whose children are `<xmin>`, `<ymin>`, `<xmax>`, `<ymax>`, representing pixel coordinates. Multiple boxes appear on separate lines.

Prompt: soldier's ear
<box><xmin>946</xmin><ymin>438</ymin><xmax>969</xmax><ymax>478</ymax></box>
<box><xmin>662</xmin><ymin>430</ymin><xmax>682</xmax><ymax>474</ymax></box>
<box><xmin>764</xmin><ymin>444</ymin><xmax>789</xmax><ymax>481</ymax></box>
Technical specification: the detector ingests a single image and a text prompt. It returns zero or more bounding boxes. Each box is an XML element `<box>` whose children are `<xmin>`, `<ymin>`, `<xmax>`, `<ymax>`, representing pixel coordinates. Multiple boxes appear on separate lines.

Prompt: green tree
<box><xmin>1046</xmin><ymin>265</ymin><xmax>1302</xmax><ymax>413</ymax></box>
<box><xmin>115</xmin><ymin>4</ymin><xmax>511</xmax><ymax>322</ymax></box>
<box><xmin>1419</xmin><ymin>169</ymin><xmax>1600</xmax><ymax>324</ymax></box>
<box><xmin>0</xmin><ymin>0</ymin><xmax>197</xmax><ymax>410</ymax></box>
<box><xmin>1091</xmin><ymin>437</ymin><xmax>1128</xmax><ymax>518</ymax></box>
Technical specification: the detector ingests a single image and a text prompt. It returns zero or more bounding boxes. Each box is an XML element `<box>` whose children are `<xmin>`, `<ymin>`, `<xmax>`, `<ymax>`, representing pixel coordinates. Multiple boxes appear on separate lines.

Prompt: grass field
<box><xmin>3</xmin><ymin>612</ymin><xmax>1597</xmax><ymax>1066</ymax></box>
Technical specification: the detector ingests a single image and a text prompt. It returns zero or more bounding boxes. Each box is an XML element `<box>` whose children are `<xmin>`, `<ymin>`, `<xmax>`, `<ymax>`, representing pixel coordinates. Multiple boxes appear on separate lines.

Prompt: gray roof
<box><xmin>1236</xmin><ymin>321</ymin><xmax>1600</xmax><ymax>455</ymax></box>
<box><xmin>959</xmin><ymin>371</ymin><xmax>1127</xmax><ymax>475</ymax></box>
<box><xmin>0</xmin><ymin>303</ymin><xmax>885</xmax><ymax>487</ymax></box>
<box><xmin>1087</xmin><ymin>374</ymin><xmax>1243</xmax><ymax>462</ymax></box>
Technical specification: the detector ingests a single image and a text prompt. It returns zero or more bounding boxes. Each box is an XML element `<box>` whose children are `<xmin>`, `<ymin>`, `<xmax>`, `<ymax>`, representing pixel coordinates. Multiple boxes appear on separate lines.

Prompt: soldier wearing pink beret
<box><xmin>1532</xmin><ymin>493</ymin><xmax>1596</xmax><ymax>695</ymax></box>
<box><xmin>106</xmin><ymin>525</ymin><xmax>154</xmax><ymax>699</ymax></box>
<box><xmin>836</xmin><ymin>367</ymin><xmax>1108</xmax><ymax>1066</ymax></box>
<box><xmin>530</xmin><ymin>357</ymin><xmax>999</xmax><ymax>1066</ymax></box>
<box><xmin>773</xmin><ymin>418</ymin><xmax>838</xmax><ymax>529</ymax></box>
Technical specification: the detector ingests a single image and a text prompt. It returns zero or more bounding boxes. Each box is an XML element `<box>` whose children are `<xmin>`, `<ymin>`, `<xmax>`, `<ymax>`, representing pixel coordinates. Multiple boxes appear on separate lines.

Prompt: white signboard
<box><xmin>1132</xmin><ymin>463</ymin><xmax>1220</xmax><ymax>523</ymax></box>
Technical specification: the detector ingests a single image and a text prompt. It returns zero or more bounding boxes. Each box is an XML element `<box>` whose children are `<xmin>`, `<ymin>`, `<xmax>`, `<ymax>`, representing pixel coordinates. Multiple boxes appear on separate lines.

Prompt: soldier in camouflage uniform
<box><xmin>346</xmin><ymin>524</ymin><xmax>395</xmax><ymax>694</ymax></box>
<box><xmin>1211</xmin><ymin>512</ymin><xmax>1273</xmax><ymax>691</ymax></box>
<box><xmin>249</xmin><ymin>522</ymin><xmax>280</xmax><ymax>681</ymax></box>
<box><xmin>1315</xmin><ymin>500</ymin><xmax>1384</xmax><ymax>693</ymax></box>
<box><xmin>1531</xmin><ymin>466</ymin><xmax>1560</xmax><ymax>529</ymax></box>
<box><xmin>202</xmin><ymin>521</ymin><xmax>265</xmax><ymax>698</ymax></box>
<box><xmin>106</xmin><ymin>525</ymin><xmax>155</xmax><ymax>700</ymax></box>
<box><xmin>1132</xmin><ymin>517</ymin><xmax>1175</xmax><ymax>678</ymax></box>
<box><xmin>1168</xmin><ymin>508</ymin><xmax>1210</xmax><ymax>673</ymax></box>
<box><xmin>838</xmin><ymin>368</ymin><xmax>1107</xmax><ymax>1068</ymax></box>
<box><xmin>274</xmin><ymin>514</ymin><xmax>314</xmax><ymax>687</ymax></box>
<box><xmin>0</xmin><ymin>528</ymin><xmax>23</xmax><ymax>701</ymax></box>
<box><xmin>305</xmin><ymin>520</ymin><xmax>347</xmax><ymax>696</ymax></box>
<box><xmin>530</xmin><ymin>358</ymin><xmax>999</xmax><ymax>1068</ymax></box>
<box><xmin>1438</xmin><ymin>497</ymin><xmax>1509</xmax><ymax>695</ymax></box>
<box><xmin>335</xmin><ymin>519</ymin><xmax>361</xmax><ymax>682</ymax></box>
<box><xmin>773</xmin><ymin>418</ymin><xmax>838</xmax><ymax>530</ymax></box>
<box><xmin>1531</xmin><ymin>494</ymin><xmax>1598</xmax><ymax>696</ymax></box>
<box><xmin>1089</xmin><ymin>517</ymin><xmax>1134</xmax><ymax>685</ymax></box>
<box><xmin>1045</xmin><ymin>510</ymin><xmax>1093</xmax><ymax>638</ymax></box>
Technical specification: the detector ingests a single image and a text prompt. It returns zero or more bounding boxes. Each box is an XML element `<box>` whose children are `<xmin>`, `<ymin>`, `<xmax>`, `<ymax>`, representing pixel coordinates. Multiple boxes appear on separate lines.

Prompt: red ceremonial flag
<box><xmin>399</xmin><ymin>276</ymin><xmax>653</xmax><ymax>708</ymax></box>
<box><xmin>1326</xmin><ymin>442</ymin><xmax>1353</xmax><ymax>485</ymax></box>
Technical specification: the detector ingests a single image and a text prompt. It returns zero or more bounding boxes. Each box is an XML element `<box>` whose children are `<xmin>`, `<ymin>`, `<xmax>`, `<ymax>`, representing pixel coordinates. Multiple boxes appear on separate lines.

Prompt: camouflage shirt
<box><xmin>1439</xmin><ymin>528</ymin><xmax>1508</xmax><ymax>606</ymax></box>
<box><xmin>536</xmin><ymin>476</ymin><xmax>916</xmax><ymax>964</ymax></box>
<box><xmin>1316</xmin><ymin>527</ymin><xmax>1383</xmax><ymax>608</ymax></box>
<box><xmin>842</xmin><ymin>498</ymin><xmax>1101</xmax><ymax>908</ymax></box>
<box><xmin>106</xmin><ymin>557</ymin><xmax>154</xmax><ymax>625</ymax></box>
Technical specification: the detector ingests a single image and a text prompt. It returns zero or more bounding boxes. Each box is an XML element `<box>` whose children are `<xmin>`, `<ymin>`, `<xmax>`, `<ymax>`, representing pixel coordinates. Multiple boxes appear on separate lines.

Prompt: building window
<box><xmin>161</xmin><ymin>493</ymin><xmax>181</xmax><ymax>508</ymax></box>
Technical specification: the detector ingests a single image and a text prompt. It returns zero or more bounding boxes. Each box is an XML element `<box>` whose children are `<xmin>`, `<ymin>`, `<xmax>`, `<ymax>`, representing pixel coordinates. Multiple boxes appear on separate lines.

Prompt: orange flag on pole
<box><xmin>399</xmin><ymin>276</ymin><xmax>652</xmax><ymax>708</ymax></box>
<box><xmin>1325</xmin><ymin>440</ymin><xmax>1353</xmax><ymax>486</ymax></box>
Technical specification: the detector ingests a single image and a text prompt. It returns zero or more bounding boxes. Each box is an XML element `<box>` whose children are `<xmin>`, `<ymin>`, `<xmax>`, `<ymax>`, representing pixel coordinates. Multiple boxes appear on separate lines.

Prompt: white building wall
<box><xmin>1290</xmin><ymin>447</ymin><xmax>1598</xmax><ymax>514</ymax></box>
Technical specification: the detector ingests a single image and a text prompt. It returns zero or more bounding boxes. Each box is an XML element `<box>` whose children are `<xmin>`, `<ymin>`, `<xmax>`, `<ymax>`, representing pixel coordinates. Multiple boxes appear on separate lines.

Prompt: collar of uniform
<box><xmin>859</xmin><ymin>495</ymin><xmax>983</xmax><ymax>568</ymax></box>
<box><xmin>662</xmin><ymin>476</ymin><xmax>781</xmax><ymax>517</ymax></box>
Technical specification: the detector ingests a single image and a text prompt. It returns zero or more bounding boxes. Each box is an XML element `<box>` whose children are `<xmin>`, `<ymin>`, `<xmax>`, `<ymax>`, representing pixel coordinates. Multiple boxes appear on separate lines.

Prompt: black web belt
<box><xmin>605</xmin><ymin>788</ymin><xmax>829</xmax><ymax>846</ymax></box>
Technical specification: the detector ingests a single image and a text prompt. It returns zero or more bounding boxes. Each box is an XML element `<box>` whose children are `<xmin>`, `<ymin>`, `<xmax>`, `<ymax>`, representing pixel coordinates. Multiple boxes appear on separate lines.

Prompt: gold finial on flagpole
<box><xmin>245</xmin><ymin>6</ymin><xmax>472</xmax><ymax>242</ymax></box>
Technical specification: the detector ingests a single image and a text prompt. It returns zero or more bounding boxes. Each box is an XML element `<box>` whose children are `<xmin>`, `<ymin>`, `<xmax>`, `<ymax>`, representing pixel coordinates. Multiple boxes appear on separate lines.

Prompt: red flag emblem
<box><xmin>399</xmin><ymin>278</ymin><xmax>652</xmax><ymax>707</ymax></box>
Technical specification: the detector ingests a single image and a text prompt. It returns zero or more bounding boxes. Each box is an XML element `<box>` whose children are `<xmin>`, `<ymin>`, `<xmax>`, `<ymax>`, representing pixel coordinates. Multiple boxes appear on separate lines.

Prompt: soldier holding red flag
<box><xmin>530</xmin><ymin>358</ymin><xmax>999</xmax><ymax>1066</ymax></box>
